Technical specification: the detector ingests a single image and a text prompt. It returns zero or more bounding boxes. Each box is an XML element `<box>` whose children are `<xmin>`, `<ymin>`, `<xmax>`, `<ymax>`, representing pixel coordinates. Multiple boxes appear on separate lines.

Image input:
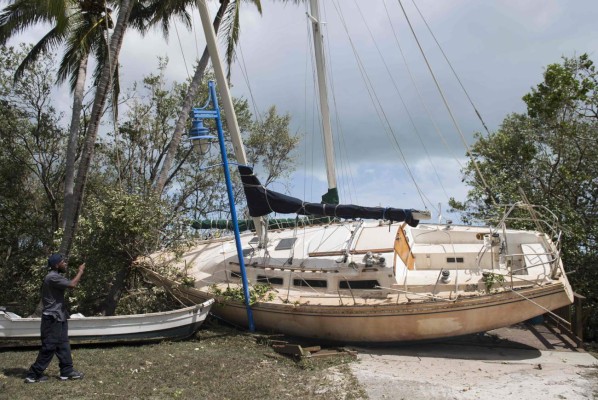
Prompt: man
<box><xmin>24</xmin><ymin>254</ymin><xmax>86</xmax><ymax>383</ymax></box>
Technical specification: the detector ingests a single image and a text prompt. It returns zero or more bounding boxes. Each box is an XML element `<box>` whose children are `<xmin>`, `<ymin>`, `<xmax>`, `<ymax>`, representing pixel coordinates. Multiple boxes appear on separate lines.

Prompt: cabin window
<box><xmin>242</xmin><ymin>248</ymin><xmax>253</xmax><ymax>257</ymax></box>
<box><xmin>275</xmin><ymin>238</ymin><xmax>297</xmax><ymax>251</ymax></box>
<box><xmin>249</xmin><ymin>237</ymin><xmax>260</xmax><ymax>244</ymax></box>
<box><xmin>339</xmin><ymin>280</ymin><xmax>380</xmax><ymax>289</ymax></box>
<box><xmin>293</xmin><ymin>279</ymin><xmax>327</xmax><ymax>288</ymax></box>
<box><xmin>257</xmin><ymin>275</ymin><xmax>283</xmax><ymax>285</ymax></box>
<box><xmin>230</xmin><ymin>271</ymin><xmax>241</xmax><ymax>279</ymax></box>
<box><xmin>446</xmin><ymin>257</ymin><xmax>464</xmax><ymax>263</ymax></box>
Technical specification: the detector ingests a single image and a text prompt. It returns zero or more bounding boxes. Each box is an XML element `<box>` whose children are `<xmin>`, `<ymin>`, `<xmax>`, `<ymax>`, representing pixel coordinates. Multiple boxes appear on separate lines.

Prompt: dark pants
<box><xmin>27</xmin><ymin>315</ymin><xmax>74</xmax><ymax>377</ymax></box>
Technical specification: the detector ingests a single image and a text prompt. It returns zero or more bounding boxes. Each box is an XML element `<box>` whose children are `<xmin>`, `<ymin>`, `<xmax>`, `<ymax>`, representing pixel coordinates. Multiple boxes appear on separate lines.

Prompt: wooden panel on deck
<box><xmin>395</xmin><ymin>223</ymin><xmax>415</xmax><ymax>270</ymax></box>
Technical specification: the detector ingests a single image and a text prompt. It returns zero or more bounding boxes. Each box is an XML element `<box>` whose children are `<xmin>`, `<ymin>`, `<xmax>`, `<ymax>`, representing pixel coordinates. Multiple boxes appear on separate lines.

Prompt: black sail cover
<box><xmin>239</xmin><ymin>166</ymin><xmax>420</xmax><ymax>227</ymax></box>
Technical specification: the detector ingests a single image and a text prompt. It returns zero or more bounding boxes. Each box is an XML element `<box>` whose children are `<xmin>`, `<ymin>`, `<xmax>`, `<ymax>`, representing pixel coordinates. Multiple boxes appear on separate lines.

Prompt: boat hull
<box><xmin>163</xmin><ymin>282</ymin><xmax>570</xmax><ymax>343</ymax></box>
<box><xmin>0</xmin><ymin>300</ymin><xmax>214</xmax><ymax>347</ymax></box>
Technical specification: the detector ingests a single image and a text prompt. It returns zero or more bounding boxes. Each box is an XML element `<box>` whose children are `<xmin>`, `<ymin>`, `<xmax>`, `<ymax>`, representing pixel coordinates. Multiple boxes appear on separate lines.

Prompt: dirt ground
<box><xmin>346</xmin><ymin>323</ymin><xmax>597</xmax><ymax>400</ymax></box>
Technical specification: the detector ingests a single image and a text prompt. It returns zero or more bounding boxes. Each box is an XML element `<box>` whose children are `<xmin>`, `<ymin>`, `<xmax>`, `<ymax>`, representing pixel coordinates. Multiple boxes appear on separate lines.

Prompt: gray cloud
<box><xmin>6</xmin><ymin>0</ymin><xmax>598</xmax><ymax>218</ymax></box>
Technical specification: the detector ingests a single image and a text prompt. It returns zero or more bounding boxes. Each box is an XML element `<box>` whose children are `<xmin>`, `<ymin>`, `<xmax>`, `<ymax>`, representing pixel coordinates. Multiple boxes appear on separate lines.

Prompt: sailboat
<box><xmin>140</xmin><ymin>0</ymin><xmax>574</xmax><ymax>343</ymax></box>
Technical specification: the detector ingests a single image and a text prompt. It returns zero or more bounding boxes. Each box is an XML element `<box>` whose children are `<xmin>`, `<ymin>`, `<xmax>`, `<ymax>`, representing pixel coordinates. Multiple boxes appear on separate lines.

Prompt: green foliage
<box><xmin>0</xmin><ymin>45</ymin><xmax>67</xmax><ymax>315</ymax></box>
<box><xmin>210</xmin><ymin>283</ymin><xmax>276</xmax><ymax>305</ymax></box>
<box><xmin>70</xmin><ymin>187</ymin><xmax>171</xmax><ymax>314</ymax></box>
<box><xmin>246</xmin><ymin>106</ymin><xmax>300</xmax><ymax>187</ymax></box>
<box><xmin>0</xmin><ymin>48</ymin><xmax>299</xmax><ymax>317</ymax></box>
<box><xmin>114</xmin><ymin>281</ymin><xmax>180</xmax><ymax>315</ymax></box>
<box><xmin>523</xmin><ymin>54</ymin><xmax>597</xmax><ymax>122</ymax></box>
<box><xmin>481</xmin><ymin>272</ymin><xmax>506</xmax><ymax>293</ymax></box>
<box><xmin>452</xmin><ymin>54</ymin><xmax>598</xmax><ymax>339</ymax></box>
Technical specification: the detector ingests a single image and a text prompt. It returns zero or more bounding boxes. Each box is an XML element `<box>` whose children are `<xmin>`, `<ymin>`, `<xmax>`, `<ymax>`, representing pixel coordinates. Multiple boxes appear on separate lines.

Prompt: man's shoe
<box><xmin>59</xmin><ymin>370</ymin><xmax>84</xmax><ymax>381</ymax></box>
<box><xmin>24</xmin><ymin>375</ymin><xmax>48</xmax><ymax>383</ymax></box>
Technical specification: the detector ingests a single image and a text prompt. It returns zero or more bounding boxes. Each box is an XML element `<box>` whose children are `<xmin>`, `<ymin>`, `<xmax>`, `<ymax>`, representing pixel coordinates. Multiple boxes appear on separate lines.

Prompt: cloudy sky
<box><xmin>7</xmin><ymin>0</ymin><xmax>598</xmax><ymax>221</ymax></box>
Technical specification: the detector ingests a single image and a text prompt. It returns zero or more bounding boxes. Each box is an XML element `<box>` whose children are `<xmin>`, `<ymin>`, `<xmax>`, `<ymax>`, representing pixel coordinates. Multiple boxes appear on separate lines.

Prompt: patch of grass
<box><xmin>0</xmin><ymin>320</ymin><xmax>366</xmax><ymax>399</ymax></box>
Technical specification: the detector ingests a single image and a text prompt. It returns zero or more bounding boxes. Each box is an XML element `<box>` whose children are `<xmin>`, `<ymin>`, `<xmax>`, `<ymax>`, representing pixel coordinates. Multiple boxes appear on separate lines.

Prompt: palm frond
<box><xmin>91</xmin><ymin>28</ymin><xmax>110</xmax><ymax>88</ymax></box>
<box><xmin>14</xmin><ymin>26</ymin><xmax>67</xmax><ymax>82</ymax></box>
<box><xmin>221</xmin><ymin>1</ymin><xmax>241</xmax><ymax>82</ymax></box>
<box><xmin>220</xmin><ymin>0</ymin><xmax>263</xmax><ymax>82</ymax></box>
<box><xmin>135</xmin><ymin>0</ymin><xmax>195</xmax><ymax>40</ymax></box>
<box><xmin>0</xmin><ymin>0</ymin><xmax>69</xmax><ymax>44</ymax></box>
<box><xmin>57</xmin><ymin>13</ymin><xmax>108</xmax><ymax>89</ymax></box>
<box><xmin>244</xmin><ymin>0</ymin><xmax>262</xmax><ymax>14</ymax></box>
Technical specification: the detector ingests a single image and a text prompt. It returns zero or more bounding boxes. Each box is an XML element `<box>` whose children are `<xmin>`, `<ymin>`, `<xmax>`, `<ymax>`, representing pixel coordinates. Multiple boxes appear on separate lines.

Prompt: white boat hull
<box><xmin>0</xmin><ymin>299</ymin><xmax>214</xmax><ymax>346</ymax></box>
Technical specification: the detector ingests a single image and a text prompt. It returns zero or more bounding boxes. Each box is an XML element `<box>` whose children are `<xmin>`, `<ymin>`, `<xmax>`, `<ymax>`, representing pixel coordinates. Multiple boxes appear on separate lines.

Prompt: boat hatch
<box><xmin>276</xmin><ymin>238</ymin><xmax>297</xmax><ymax>250</ymax></box>
<box><xmin>521</xmin><ymin>243</ymin><xmax>552</xmax><ymax>275</ymax></box>
<box><xmin>339</xmin><ymin>280</ymin><xmax>380</xmax><ymax>289</ymax></box>
<box><xmin>293</xmin><ymin>279</ymin><xmax>327</xmax><ymax>288</ymax></box>
<box><xmin>257</xmin><ymin>275</ymin><xmax>283</xmax><ymax>285</ymax></box>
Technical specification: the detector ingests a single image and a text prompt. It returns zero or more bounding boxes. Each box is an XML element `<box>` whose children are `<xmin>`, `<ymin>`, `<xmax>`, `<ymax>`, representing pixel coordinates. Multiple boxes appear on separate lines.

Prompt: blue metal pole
<box><xmin>207</xmin><ymin>81</ymin><xmax>255</xmax><ymax>332</ymax></box>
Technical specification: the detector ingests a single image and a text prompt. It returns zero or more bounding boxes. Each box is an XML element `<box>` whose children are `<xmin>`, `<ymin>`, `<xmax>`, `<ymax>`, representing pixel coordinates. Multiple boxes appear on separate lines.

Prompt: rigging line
<box><xmin>354</xmin><ymin>0</ymin><xmax>449</xmax><ymax>203</ymax></box>
<box><xmin>411</xmin><ymin>0</ymin><xmax>491</xmax><ymax>136</ymax></box>
<box><xmin>237</xmin><ymin>43</ymin><xmax>262</xmax><ymax>124</ymax></box>
<box><xmin>173</xmin><ymin>19</ymin><xmax>191</xmax><ymax>80</ymax></box>
<box><xmin>334</xmin><ymin>0</ymin><xmax>428</xmax><ymax>208</ymax></box>
<box><xmin>382</xmin><ymin>0</ymin><xmax>464</xmax><ymax>170</ymax></box>
<box><xmin>320</xmin><ymin>1</ymin><xmax>357</xmax><ymax>204</ymax></box>
<box><xmin>103</xmin><ymin>0</ymin><xmax>122</xmax><ymax>188</ymax></box>
<box><xmin>333</xmin><ymin>0</ymin><xmax>428</xmax><ymax>209</ymax></box>
<box><xmin>397</xmin><ymin>0</ymin><xmax>495</xmax><ymax>204</ymax></box>
<box><xmin>331</xmin><ymin>2</ymin><xmax>400</xmax><ymax>165</ymax></box>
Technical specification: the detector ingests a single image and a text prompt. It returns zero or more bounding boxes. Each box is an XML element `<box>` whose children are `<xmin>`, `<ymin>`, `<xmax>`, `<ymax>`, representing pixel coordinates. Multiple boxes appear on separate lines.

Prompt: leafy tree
<box><xmin>61</xmin><ymin>0</ymin><xmax>136</xmax><ymax>257</ymax></box>
<box><xmin>153</xmin><ymin>0</ymin><xmax>263</xmax><ymax>196</ymax></box>
<box><xmin>70</xmin><ymin>188</ymin><xmax>174</xmax><ymax>315</ymax></box>
<box><xmin>0</xmin><ymin>0</ymin><xmax>117</xmax><ymax>232</ymax></box>
<box><xmin>246</xmin><ymin>106</ymin><xmax>299</xmax><ymax>186</ymax></box>
<box><xmin>451</xmin><ymin>54</ymin><xmax>598</xmax><ymax>339</ymax></box>
<box><xmin>0</xmin><ymin>45</ymin><xmax>68</xmax><ymax>315</ymax></box>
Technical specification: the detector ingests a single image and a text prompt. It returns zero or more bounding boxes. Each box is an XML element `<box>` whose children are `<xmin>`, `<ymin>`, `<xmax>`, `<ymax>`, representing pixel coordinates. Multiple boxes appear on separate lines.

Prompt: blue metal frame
<box><xmin>189</xmin><ymin>81</ymin><xmax>255</xmax><ymax>332</ymax></box>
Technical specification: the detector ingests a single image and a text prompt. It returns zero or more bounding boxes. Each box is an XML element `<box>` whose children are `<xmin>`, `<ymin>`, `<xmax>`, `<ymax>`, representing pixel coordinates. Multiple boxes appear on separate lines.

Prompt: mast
<box><xmin>196</xmin><ymin>0</ymin><xmax>246</xmax><ymax>164</ymax></box>
<box><xmin>308</xmin><ymin>0</ymin><xmax>339</xmax><ymax>204</ymax></box>
<box><xmin>196</xmin><ymin>0</ymin><xmax>266</xmax><ymax>245</ymax></box>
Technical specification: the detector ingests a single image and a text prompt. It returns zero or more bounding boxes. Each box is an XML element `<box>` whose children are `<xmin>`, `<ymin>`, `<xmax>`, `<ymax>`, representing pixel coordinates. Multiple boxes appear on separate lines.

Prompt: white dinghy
<box><xmin>0</xmin><ymin>299</ymin><xmax>214</xmax><ymax>347</ymax></box>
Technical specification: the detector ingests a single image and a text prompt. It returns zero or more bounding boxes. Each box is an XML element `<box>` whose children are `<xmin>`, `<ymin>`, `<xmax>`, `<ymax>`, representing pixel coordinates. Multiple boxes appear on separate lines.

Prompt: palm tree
<box><xmin>60</xmin><ymin>0</ymin><xmax>136</xmax><ymax>257</ymax></box>
<box><xmin>0</xmin><ymin>1</ymin><xmax>116</xmax><ymax>232</ymax></box>
<box><xmin>153</xmin><ymin>0</ymin><xmax>262</xmax><ymax>195</ymax></box>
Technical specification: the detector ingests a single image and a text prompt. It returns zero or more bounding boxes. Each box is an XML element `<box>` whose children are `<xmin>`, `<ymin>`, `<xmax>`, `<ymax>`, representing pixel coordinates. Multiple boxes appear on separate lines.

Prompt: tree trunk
<box><xmin>60</xmin><ymin>0</ymin><xmax>134</xmax><ymax>257</ymax></box>
<box><xmin>62</xmin><ymin>56</ymin><xmax>88</xmax><ymax>230</ymax></box>
<box><xmin>100</xmin><ymin>261</ymin><xmax>130</xmax><ymax>316</ymax></box>
<box><xmin>153</xmin><ymin>0</ymin><xmax>230</xmax><ymax>195</ymax></box>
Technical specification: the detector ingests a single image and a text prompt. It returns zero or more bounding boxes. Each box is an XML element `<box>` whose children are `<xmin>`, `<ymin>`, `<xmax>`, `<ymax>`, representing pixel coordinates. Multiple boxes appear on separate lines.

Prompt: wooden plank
<box><xmin>307</xmin><ymin>349</ymin><xmax>356</xmax><ymax>359</ymax></box>
<box><xmin>308</xmin><ymin>248</ymin><xmax>393</xmax><ymax>257</ymax></box>
<box><xmin>302</xmin><ymin>346</ymin><xmax>321</xmax><ymax>353</ymax></box>
<box><xmin>272</xmin><ymin>344</ymin><xmax>305</xmax><ymax>357</ymax></box>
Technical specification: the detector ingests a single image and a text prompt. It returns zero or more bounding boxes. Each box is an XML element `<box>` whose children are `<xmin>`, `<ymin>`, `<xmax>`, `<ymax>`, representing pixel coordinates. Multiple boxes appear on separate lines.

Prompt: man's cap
<box><xmin>48</xmin><ymin>254</ymin><xmax>64</xmax><ymax>269</ymax></box>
